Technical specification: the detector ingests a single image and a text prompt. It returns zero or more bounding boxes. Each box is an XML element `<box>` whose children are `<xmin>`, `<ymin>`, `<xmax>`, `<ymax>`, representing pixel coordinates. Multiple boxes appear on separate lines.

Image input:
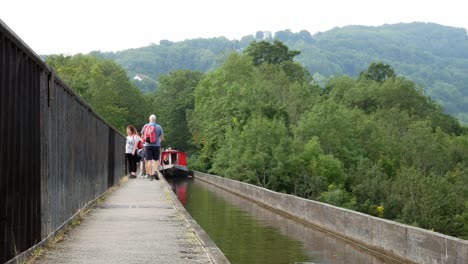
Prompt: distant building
<box><xmin>263</xmin><ymin>31</ymin><xmax>272</xmax><ymax>40</ymax></box>
<box><xmin>133</xmin><ymin>74</ymin><xmax>144</xmax><ymax>81</ymax></box>
<box><xmin>255</xmin><ymin>31</ymin><xmax>273</xmax><ymax>41</ymax></box>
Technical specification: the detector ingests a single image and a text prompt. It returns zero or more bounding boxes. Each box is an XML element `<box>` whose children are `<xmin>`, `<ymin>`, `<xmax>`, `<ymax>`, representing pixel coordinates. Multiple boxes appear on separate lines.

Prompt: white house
<box><xmin>133</xmin><ymin>75</ymin><xmax>144</xmax><ymax>81</ymax></box>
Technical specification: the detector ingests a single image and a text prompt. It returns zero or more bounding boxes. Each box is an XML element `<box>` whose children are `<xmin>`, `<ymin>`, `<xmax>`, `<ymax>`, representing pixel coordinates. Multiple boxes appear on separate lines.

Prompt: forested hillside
<box><xmin>95</xmin><ymin>22</ymin><xmax>468</xmax><ymax>123</ymax></box>
<box><xmin>288</xmin><ymin>23</ymin><xmax>468</xmax><ymax>123</ymax></box>
<box><xmin>46</xmin><ymin>40</ymin><xmax>468</xmax><ymax>239</ymax></box>
<box><xmin>93</xmin><ymin>37</ymin><xmax>245</xmax><ymax>92</ymax></box>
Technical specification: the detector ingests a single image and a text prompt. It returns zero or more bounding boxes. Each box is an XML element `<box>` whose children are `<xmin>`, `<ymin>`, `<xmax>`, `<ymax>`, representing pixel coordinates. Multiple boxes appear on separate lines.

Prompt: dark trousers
<box><xmin>126</xmin><ymin>153</ymin><xmax>137</xmax><ymax>173</ymax></box>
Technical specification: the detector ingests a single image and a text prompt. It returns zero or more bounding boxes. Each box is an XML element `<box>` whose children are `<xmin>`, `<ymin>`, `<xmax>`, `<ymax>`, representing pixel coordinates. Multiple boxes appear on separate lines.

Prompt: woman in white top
<box><xmin>125</xmin><ymin>125</ymin><xmax>140</xmax><ymax>178</ymax></box>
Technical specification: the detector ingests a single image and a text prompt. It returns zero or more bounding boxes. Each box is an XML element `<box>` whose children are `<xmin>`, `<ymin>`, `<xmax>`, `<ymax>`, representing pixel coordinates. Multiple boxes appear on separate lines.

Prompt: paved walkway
<box><xmin>34</xmin><ymin>175</ymin><xmax>212</xmax><ymax>264</ymax></box>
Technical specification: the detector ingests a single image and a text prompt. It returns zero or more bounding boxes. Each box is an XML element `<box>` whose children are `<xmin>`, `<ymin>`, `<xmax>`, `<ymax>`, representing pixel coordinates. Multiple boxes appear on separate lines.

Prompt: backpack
<box><xmin>133</xmin><ymin>135</ymin><xmax>143</xmax><ymax>150</ymax></box>
<box><xmin>143</xmin><ymin>124</ymin><xmax>157</xmax><ymax>144</ymax></box>
<box><xmin>136</xmin><ymin>137</ymin><xmax>143</xmax><ymax>149</ymax></box>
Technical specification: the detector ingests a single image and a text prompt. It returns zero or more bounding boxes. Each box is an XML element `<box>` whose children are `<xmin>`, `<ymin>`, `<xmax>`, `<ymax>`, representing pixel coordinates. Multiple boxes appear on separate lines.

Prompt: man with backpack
<box><xmin>141</xmin><ymin>114</ymin><xmax>164</xmax><ymax>181</ymax></box>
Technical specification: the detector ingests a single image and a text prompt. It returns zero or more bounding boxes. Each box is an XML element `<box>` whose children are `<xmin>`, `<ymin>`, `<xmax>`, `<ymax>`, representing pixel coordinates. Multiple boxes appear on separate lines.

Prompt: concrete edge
<box><xmin>5</xmin><ymin>175</ymin><xmax>129</xmax><ymax>264</ymax></box>
<box><xmin>159</xmin><ymin>175</ymin><xmax>231</xmax><ymax>264</ymax></box>
<box><xmin>193</xmin><ymin>171</ymin><xmax>468</xmax><ymax>264</ymax></box>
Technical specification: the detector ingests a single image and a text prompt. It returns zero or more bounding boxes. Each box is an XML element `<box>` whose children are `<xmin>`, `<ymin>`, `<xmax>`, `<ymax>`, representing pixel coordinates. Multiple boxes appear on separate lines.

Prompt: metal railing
<box><xmin>0</xmin><ymin>20</ymin><xmax>126</xmax><ymax>263</ymax></box>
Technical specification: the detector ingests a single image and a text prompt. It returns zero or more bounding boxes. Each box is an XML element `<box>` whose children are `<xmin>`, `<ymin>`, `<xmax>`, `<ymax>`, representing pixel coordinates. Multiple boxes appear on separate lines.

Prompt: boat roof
<box><xmin>162</xmin><ymin>149</ymin><xmax>185</xmax><ymax>154</ymax></box>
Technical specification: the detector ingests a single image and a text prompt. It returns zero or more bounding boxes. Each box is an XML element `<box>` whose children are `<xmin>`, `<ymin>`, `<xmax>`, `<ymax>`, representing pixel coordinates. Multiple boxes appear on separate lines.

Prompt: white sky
<box><xmin>1</xmin><ymin>0</ymin><xmax>467</xmax><ymax>55</ymax></box>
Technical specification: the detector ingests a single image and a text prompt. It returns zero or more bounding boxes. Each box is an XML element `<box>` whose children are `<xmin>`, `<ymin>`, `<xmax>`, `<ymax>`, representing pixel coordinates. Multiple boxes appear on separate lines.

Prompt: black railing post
<box><xmin>108</xmin><ymin>127</ymin><xmax>115</xmax><ymax>188</ymax></box>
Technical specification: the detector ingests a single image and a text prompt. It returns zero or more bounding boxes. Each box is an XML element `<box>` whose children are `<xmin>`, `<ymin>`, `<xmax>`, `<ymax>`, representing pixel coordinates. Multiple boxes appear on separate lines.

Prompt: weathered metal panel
<box><xmin>1</xmin><ymin>20</ymin><xmax>126</xmax><ymax>263</ymax></box>
<box><xmin>0</xmin><ymin>26</ymin><xmax>41</xmax><ymax>263</ymax></box>
<box><xmin>114</xmin><ymin>135</ymin><xmax>125</xmax><ymax>185</ymax></box>
<box><xmin>43</xmin><ymin>78</ymin><xmax>119</xmax><ymax>234</ymax></box>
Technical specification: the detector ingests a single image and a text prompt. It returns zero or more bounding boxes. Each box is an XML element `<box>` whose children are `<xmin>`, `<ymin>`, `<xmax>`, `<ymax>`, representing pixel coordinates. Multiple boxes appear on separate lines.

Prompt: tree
<box><xmin>46</xmin><ymin>54</ymin><xmax>150</xmax><ymax>132</ymax></box>
<box><xmin>153</xmin><ymin>70</ymin><xmax>204</xmax><ymax>153</ymax></box>
<box><xmin>189</xmin><ymin>46</ymin><xmax>315</xmax><ymax>172</ymax></box>
<box><xmin>389</xmin><ymin>166</ymin><xmax>466</xmax><ymax>236</ymax></box>
<box><xmin>274</xmin><ymin>29</ymin><xmax>296</xmax><ymax>42</ymax></box>
<box><xmin>188</xmin><ymin>53</ymin><xmax>256</xmax><ymax>168</ymax></box>
<box><xmin>211</xmin><ymin>116</ymin><xmax>290</xmax><ymax>190</ymax></box>
<box><xmin>359</xmin><ymin>62</ymin><xmax>396</xmax><ymax>83</ymax></box>
<box><xmin>243</xmin><ymin>40</ymin><xmax>301</xmax><ymax>66</ymax></box>
<box><xmin>298</xmin><ymin>30</ymin><xmax>313</xmax><ymax>43</ymax></box>
<box><xmin>289</xmin><ymin>137</ymin><xmax>345</xmax><ymax>199</ymax></box>
<box><xmin>294</xmin><ymin>100</ymin><xmax>366</xmax><ymax>168</ymax></box>
<box><xmin>255</xmin><ymin>31</ymin><xmax>264</xmax><ymax>40</ymax></box>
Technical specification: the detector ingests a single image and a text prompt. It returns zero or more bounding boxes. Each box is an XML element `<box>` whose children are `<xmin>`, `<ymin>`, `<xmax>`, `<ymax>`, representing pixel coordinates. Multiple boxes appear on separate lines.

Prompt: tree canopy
<box><xmin>243</xmin><ymin>40</ymin><xmax>301</xmax><ymax>65</ymax></box>
<box><xmin>94</xmin><ymin>22</ymin><xmax>468</xmax><ymax>123</ymax></box>
<box><xmin>359</xmin><ymin>62</ymin><xmax>396</xmax><ymax>83</ymax></box>
<box><xmin>152</xmin><ymin>70</ymin><xmax>204</xmax><ymax>153</ymax></box>
<box><xmin>46</xmin><ymin>54</ymin><xmax>152</xmax><ymax>132</ymax></box>
<box><xmin>186</xmin><ymin>42</ymin><xmax>468</xmax><ymax>239</ymax></box>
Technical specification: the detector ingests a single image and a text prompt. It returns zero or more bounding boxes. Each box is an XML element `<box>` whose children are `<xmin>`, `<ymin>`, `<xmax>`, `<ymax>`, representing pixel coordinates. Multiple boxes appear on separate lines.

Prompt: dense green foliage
<box><xmin>45</xmin><ymin>53</ymin><xmax>205</xmax><ymax>151</ymax></box>
<box><xmin>95</xmin><ymin>22</ymin><xmax>468</xmax><ymax>123</ymax></box>
<box><xmin>49</xmin><ymin>39</ymin><xmax>468</xmax><ymax>240</ymax></box>
<box><xmin>186</xmin><ymin>42</ymin><xmax>468</xmax><ymax>239</ymax></box>
<box><xmin>289</xmin><ymin>23</ymin><xmax>468</xmax><ymax>123</ymax></box>
<box><xmin>151</xmin><ymin>70</ymin><xmax>204</xmax><ymax>153</ymax></box>
<box><xmin>244</xmin><ymin>40</ymin><xmax>301</xmax><ymax>66</ymax></box>
<box><xmin>46</xmin><ymin>54</ymin><xmax>152</xmax><ymax>132</ymax></box>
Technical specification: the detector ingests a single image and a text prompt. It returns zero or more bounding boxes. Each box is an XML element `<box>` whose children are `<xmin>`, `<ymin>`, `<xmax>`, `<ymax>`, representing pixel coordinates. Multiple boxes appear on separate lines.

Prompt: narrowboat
<box><xmin>158</xmin><ymin>148</ymin><xmax>188</xmax><ymax>177</ymax></box>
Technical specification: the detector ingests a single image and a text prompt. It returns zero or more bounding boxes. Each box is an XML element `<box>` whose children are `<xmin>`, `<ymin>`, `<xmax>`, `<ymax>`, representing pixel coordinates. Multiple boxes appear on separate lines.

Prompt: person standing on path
<box><xmin>141</xmin><ymin>114</ymin><xmax>164</xmax><ymax>181</ymax></box>
<box><xmin>125</xmin><ymin>125</ymin><xmax>140</xmax><ymax>178</ymax></box>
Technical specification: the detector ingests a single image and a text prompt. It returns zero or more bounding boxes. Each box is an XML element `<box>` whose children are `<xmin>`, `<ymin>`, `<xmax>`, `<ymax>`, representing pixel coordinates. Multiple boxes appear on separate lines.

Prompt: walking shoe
<box><xmin>154</xmin><ymin>174</ymin><xmax>159</xmax><ymax>180</ymax></box>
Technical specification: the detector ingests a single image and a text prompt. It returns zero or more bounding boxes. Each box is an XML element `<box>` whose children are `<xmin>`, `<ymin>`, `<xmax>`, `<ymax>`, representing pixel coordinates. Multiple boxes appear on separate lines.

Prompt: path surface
<box><xmin>34</xmin><ymin>176</ymin><xmax>212</xmax><ymax>264</ymax></box>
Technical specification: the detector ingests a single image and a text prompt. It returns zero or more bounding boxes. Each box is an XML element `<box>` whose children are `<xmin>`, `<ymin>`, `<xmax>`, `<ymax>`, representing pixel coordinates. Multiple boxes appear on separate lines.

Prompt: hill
<box><xmin>94</xmin><ymin>22</ymin><xmax>468</xmax><ymax>123</ymax></box>
<box><xmin>289</xmin><ymin>23</ymin><xmax>468</xmax><ymax>123</ymax></box>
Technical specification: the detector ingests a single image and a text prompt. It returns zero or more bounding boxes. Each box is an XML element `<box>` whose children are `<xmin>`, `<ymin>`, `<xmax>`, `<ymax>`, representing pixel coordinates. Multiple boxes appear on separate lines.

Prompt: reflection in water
<box><xmin>171</xmin><ymin>180</ymin><xmax>188</xmax><ymax>205</ymax></box>
<box><xmin>168</xmin><ymin>178</ymin><xmax>399</xmax><ymax>264</ymax></box>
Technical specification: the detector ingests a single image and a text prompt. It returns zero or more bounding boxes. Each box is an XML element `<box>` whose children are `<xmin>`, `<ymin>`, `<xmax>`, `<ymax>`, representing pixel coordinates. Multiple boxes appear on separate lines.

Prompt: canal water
<box><xmin>168</xmin><ymin>177</ymin><xmax>400</xmax><ymax>264</ymax></box>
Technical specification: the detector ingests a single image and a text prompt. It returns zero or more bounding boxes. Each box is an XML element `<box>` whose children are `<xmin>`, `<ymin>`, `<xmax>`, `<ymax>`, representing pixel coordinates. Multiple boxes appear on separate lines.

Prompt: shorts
<box><xmin>145</xmin><ymin>146</ymin><xmax>160</xmax><ymax>161</ymax></box>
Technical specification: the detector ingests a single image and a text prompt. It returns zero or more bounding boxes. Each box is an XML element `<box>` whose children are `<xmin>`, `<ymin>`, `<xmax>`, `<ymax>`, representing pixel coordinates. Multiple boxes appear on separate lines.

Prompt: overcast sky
<box><xmin>1</xmin><ymin>0</ymin><xmax>467</xmax><ymax>55</ymax></box>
